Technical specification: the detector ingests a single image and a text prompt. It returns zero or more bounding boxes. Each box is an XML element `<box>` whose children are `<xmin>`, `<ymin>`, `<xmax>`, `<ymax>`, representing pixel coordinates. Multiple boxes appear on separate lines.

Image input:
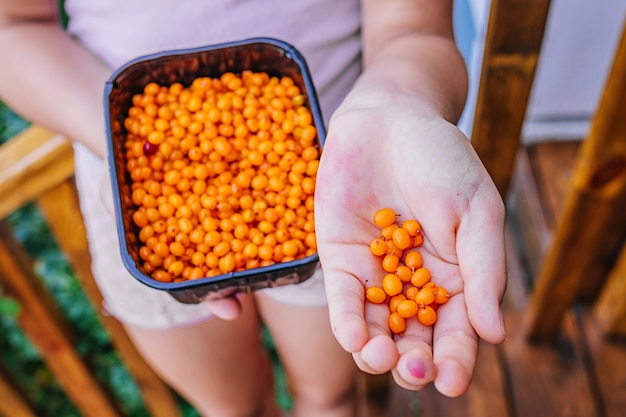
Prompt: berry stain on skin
<box><xmin>407</xmin><ymin>357</ymin><xmax>426</xmax><ymax>379</ymax></box>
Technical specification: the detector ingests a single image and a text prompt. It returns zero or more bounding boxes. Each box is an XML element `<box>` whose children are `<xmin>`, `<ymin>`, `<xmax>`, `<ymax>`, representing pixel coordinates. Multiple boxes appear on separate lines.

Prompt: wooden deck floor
<box><xmin>361</xmin><ymin>141</ymin><xmax>626</xmax><ymax>417</ymax></box>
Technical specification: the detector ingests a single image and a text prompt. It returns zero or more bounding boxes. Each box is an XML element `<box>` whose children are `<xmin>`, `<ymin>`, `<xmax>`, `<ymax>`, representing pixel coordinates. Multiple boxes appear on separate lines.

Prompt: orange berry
<box><xmin>395</xmin><ymin>265</ymin><xmax>412</xmax><ymax>282</ymax></box>
<box><xmin>369</xmin><ymin>238</ymin><xmax>386</xmax><ymax>257</ymax></box>
<box><xmin>404</xmin><ymin>285</ymin><xmax>419</xmax><ymax>301</ymax></box>
<box><xmin>434</xmin><ymin>286</ymin><xmax>450</xmax><ymax>304</ymax></box>
<box><xmin>382</xmin><ymin>273</ymin><xmax>403</xmax><ymax>296</ymax></box>
<box><xmin>391</xmin><ymin>227</ymin><xmax>412</xmax><ymax>250</ymax></box>
<box><xmin>401</xmin><ymin>219</ymin><xmax>421</xmax><ymax>236</ymax></box>
<box><xmin>415</xmin><ymin>287</ymin><xmax>435</xmax><ymax>306</ymax></box>
<box><xmin>417</xmin><ymin>305</ymin><xmax>437</xmax><ymax>326</ymax></box>
<box><xmin>382</xmin><ymin>254</ymin><xmax>400</xmax><ymax>273</ymax></box>
<box><xmin>412</xmin><ymin>232</ymin><xmax>424</xmax><ymax>248</ymax></box>
<box><xmin>404</xmin><ymin>251</ymin><xmax>423</xmax><ymax>270</ymax></box>
<box><xmin>389</xmin><ymin>294</ymin><xmax>407</xmax><ymax>313</ymax></box>
<box><xmin>396</xmin><ymin>299</ymin><xmax>419</xmax><ymax>319</ymax></box>
<box><xmin>388</xmin><ymin>312</ymin><xmax>406</xmax><ymax>334</ymax></box>
<box><xmin>410</xmin><ymin>267</ymin><xmax>431</xmax><ymax>288</ymax></box>
<box><xmin>380</xmin><ymin>224</ymin><xmax>398</xmax><ymax>241</ymax></box>
<box><xmin>373</xmin><ymin>207</ymin><xmax>397</xmax><ymax>228</ymax></box>
<box><xmin>365</xmin><ymin>287</ymin><xmax>387</xmax><ymax>304</ymax></box>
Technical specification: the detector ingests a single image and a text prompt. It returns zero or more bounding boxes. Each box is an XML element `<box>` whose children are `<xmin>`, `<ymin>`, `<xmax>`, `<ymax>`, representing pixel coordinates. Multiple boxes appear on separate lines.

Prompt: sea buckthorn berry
<box><xmin>384</xmin><ymin>240</ymin><xmax>401</xmax><ymax>257</ymax></box>
<box><xmin>370</xmin><ymin>238</ymin><xmax>386</xmax><ymax>257</ymax></box>
<box><xmin>382</xmin><ymin>273</ymin><xmax>403</xmax><ymax>296</ymax></box>
<box><xmin>403</xmin><ymin>251</ymin><xmax>423</xmax><ymax>270</ymax></box>
<box><xmin>396</xmin><ymin>299</ymin><xmax>419</xmax><ymax>319</ymax></box>
<box><xmin>381</xmin><ymin>254</ymin><xmax>400</xmax><ymax>273</ymax></box>
<box><xmin>405</xmin><ymin>285</ymin><xmax>419</xmax><ymax>301</ymax></box>
<box><xmin>417</xmin><ymin>306</ymin><xmax>437</xmax><ymax>326</ymax></box>
<box><xmin>410</xmin><ymin>267</ymin><xmax>431</xmax><ymax>288</ymax></box>
<box><xmin>380</xmin><ymin>224</ymin><xmax>398</xmax><ymax>241</ymax></box>
<box><xmin>388</xmin><ymin>312</ymin><xmax>407</xmax><ymax>334</ymax></box>
<box><xmin>401</xmin><ymin>219</ymin><xmax>421</xmax><ymax>237</ymax></box>
<box><xmin>389</xmin><ymin>294</ymin><xmax>407</xmax><ymax>313</ymax></box>
<box><xmin>373</xmin><ymin>207</ymin><xmax>397</xmax><ymax>228</ymax></box>
<box><xmin>365</xmin><ymin>287</ymin><xmax>387</xmax><ymax>304</ymax></box>
<box><xmin>391</xmin><ymin>227</ymin><xmax>412</xmax><ymax>250</ymax></box>
<box><xmin>415</xmin><ymin>287</ymin><xmax>435</xmax><ymax>307</ymax></box>
<box><xmin>412</xmin><ymin>232</ymin><xmax>425</xmax><ymax>248</ymax></box>
<box><xmin>395</xmin><ymin>265</ymin><xmax>412</xmax><ymax>283</ymax></box>
<box><xmin>434</xmin><ymin>286</ymin><xmax>450</xmax><ymax>304</ymax></box>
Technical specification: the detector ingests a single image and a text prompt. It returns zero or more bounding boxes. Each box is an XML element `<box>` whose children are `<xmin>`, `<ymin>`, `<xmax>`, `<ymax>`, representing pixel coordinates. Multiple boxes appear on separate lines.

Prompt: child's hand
<box><xmin>315</xmin><ymin>91</ymin><xmax>507</xmax><ymax>397</ymax></box>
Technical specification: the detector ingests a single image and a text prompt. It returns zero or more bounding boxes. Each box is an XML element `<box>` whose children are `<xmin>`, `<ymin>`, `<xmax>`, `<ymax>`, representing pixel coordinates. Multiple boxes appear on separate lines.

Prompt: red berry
<box><xmin>143</xmin><ymin>141</ymin><xmax>158</xmax><ymax>156</ymax></box>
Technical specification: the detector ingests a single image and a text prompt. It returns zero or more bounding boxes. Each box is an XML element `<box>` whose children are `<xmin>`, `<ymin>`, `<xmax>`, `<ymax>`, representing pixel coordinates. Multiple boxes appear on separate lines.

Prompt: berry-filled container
<box><xmin>105</xmin><ymin>38</ymin><xmax>325</xmax><ymax>304</ymax></box>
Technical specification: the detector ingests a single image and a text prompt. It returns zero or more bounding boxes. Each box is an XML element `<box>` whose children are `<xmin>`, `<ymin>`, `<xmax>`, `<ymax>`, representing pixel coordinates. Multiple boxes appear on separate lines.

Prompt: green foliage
<box><xmin>0</xmin><ymin>292</ymin><xmax>20</xmax><ymax>316</ymax></box>
<box><xmin>0</xmin><ymin>101</ymin><xmax>29</xmax><ymax>142</ymax></box>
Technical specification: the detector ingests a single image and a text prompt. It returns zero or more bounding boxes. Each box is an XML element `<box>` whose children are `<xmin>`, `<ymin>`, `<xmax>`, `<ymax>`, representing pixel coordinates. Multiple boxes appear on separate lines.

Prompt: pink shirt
<box><xmin>65</xmin><ymin>0</ymin><xmax>363</xmax><ymax>121</ymax></box>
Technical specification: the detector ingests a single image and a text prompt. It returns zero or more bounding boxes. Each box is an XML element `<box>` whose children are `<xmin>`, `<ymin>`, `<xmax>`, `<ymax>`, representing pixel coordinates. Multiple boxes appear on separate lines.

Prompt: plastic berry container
<box><xmin>104</xmin><ymin>38</ymin><xmax>325</xmax><ymax>304</ymax></box>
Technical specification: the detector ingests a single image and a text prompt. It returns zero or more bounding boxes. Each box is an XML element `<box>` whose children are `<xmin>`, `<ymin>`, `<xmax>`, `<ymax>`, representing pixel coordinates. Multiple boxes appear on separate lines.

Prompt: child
<box><xmin>0</xmin><ymin>0</ymin><xmax>507</xmax><ymax>415</ymax></box>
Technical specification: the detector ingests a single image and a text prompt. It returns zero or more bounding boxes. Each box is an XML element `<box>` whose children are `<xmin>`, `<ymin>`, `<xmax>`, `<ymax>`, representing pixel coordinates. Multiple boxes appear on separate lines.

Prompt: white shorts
<box><xmin>73</xmin><ymin>145</ymin><xmax>328</xmax><ymax>330</ymax></box>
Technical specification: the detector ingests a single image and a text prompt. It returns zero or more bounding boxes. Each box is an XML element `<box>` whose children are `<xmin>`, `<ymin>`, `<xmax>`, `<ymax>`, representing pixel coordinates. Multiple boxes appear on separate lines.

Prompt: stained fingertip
<box><xmin>393</xmin><ymin>352</ymin><xmax>436</xmax><ymax>390</ymax></box>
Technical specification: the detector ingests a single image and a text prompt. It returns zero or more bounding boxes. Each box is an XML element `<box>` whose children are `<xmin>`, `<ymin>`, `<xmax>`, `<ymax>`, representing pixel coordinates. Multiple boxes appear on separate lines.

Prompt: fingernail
<box><xmin>500</xmin><ymin>308</ymin><xmax>507</xmax><ymax>337</ymax></box>
<box><xmin>406</xmin><ymin>357</ymin><xmax>426</xmax><ymax>379</ymax></box>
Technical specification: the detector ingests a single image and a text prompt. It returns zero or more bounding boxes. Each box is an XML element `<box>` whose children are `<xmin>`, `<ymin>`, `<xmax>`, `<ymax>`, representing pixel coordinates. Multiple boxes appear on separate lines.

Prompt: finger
<box><xmin>352</xmin><ymin>300</ymin><xmax>400</xmax><ymax>373</ymax></box>
<box><xmin>352</xmin><ymin>334</ymin><xmax>399</xmax><ymax>375</ymax></box>
<box><xmin>203</xmin><ymin>295</ymin><xmax>243</xmax><ymax>320</ymax></box>
<box><xmin>323</xmin><ymin>268</ymin><xmax>370</xmax><ymax>353</ymax></box>
<box><xmin>456</xmin><ymin>187</ymin><xmax>507</xmax><ymax>343</ymax></box>
<box><xmin>390</xmin><ymin>319</ymin><xmax>437</xmax><ymax>390</ymax></box>
<box><xmin>432</xmin><ymin>294</ymin><xmax>479</xmax><ymax>397</ymax></box>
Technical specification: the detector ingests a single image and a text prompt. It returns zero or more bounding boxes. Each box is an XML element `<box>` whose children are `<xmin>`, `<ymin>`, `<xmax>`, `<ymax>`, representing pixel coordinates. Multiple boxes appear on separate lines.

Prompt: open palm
<box><xmin>314</xmin><ymin>96</ymin><xmax>507</xmax><ymax>397</ymax></box>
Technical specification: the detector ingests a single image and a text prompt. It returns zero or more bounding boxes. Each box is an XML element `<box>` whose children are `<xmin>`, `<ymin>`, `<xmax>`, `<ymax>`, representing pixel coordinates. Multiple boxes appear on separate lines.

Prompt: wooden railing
<box><xmin>0</xmin><ymin>125</ymin><xmax>181</xmax><ymax>417</ymax></box>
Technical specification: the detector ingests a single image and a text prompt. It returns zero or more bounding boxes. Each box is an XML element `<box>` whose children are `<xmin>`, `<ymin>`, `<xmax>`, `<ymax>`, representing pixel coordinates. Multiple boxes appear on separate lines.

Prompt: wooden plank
<box><xmin>387</xmin><ymin>386</ymin><xmax>423</xmax><ymax>417</ymax></box>
<box><xmin>35</xmin><ymin>180</ymin><xmax>181</xmax><ymax>417</ymax></box>
<box><xmin>524</xmin><ymin>22</ymin><xmax>626</xmax><ymax>341</ymax></box>
<box><xmin>594</xmin><ymin>243</ymin><xmax>626</xmax><ymax>337</ymax></box>
<box><xmin>470</xmin><ymin>0</ymin><xmax>553</xmax><ymax>197</ymax></box>
<box><xmin>582</xmin><ymin>307</ymin><xmax>626</xmax><ymax>417</ymax></box>
<box><xmin>0</xmin><ymin>365</ymin><xmax>38</xmax><ymax>417</ymax></box>
<box><xmin>502</xmin><ymin>220</ymin><xmax>530</xmax><ymax>312</ymax></box>
<box><xmin>529</xmin><ymin>141</ymin><xmax>581</xmax><ymax>230</ymax></box>
<box><xmin>420</xmin><ymin>341</ymin><xmax>510</xmax><ymax>417</ymax></box>
<box><xmin>508</xmin><ymin>148</ymin><xmax>553</xmax><ymax>282</ymax></box>
<box><xmin>0</xmin><ymin>125</ymin><xmax>74</xmax><ymax>219</ymax></box>
<box><xmin>504</xmin><ymin>312</ymin><xmax>598</xmax><ymax>416</ymax></box>
<box><xmin>357</xmin><ymin>372</ymin><xmax>391</xmax><ymax>417</ymax></box>
<box><xmin>0</xmin><ymin>221</ymin><xmax>121</xmax><ymax>417</ymax></box>
<box><xmin>509</xmin><ymin>142</ymin><xmax>580</xmax><ymax>282</ymax></box>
